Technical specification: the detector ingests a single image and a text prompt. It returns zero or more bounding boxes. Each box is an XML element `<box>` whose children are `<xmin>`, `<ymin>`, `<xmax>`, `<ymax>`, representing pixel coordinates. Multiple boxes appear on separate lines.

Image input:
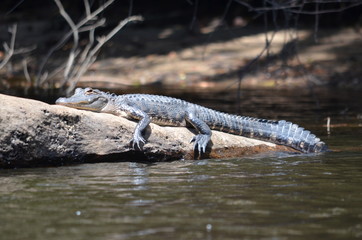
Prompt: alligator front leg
<box><xmin>186</xmin><ymin>109</ymin><xmax>212</xmax><ymax>153</ymax></box>
<box><xmin>121</xmin><ymin>105</ymin><xmax>151</xmax><ymax>150</ymax></box>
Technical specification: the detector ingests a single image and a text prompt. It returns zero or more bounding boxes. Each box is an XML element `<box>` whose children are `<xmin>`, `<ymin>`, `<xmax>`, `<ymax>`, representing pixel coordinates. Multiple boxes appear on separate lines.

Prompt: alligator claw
<box><xmin>132</xmin><ymin>133</ymin><xmax>146</xmax><ymax>150</ymax></box>
<box><xmin>190</xmin><ymin>134</ymin><xmax>210</xmax><ymax>153</ymax></box>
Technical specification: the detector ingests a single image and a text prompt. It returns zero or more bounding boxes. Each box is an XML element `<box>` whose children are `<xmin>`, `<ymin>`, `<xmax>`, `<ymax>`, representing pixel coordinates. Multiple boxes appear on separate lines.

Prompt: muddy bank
<box><xmin>0</xmin><ymin>94</ymin><xmax>295</xmax><ymax>168</ymax></box>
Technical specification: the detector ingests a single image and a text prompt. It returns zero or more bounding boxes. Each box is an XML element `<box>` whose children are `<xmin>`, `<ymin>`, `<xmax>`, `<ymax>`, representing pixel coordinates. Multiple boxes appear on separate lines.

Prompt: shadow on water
<box><xmin>1</xmin><ymin>87</ymin><xmax>362</xmax><ymax>239</ymax></box>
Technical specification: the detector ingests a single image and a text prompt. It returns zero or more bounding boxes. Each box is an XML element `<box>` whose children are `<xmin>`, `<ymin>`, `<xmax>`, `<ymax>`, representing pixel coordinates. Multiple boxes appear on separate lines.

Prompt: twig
<box><xmin>36</xmin><ymin>0</ymin><xmax>115</xmax><ymax>86</ymax></box>
<box><xmin>79</xmin><ymin>23</ymin><xmax>98</xmax><ymax>63</ymax></box>
<box><xmin>326</xmin><ymin>117</ymin><xmax>331</xmax><ymax>135</ymax></box>
<box><xmin>314</xmin><ymin>2</ymin><xmax>319</xmax><ymax>42</ymax></box>
<box><xmin>189</xmin><ymin>0</ymin><xmax>199</xmax><ymax>31</ymax></box>
<box><xmin>88</xmin><ymin>16</ymin><xmax>143</xmax><ymax>59</ymax></box>
<box><xmin>22</xmin><ymin>58</ymin><xmax>31</xmax><ymax>83</ymax></box>
<box><xmin>5</xmin><ymin>0</ymin><xmax>25</xmax><ymax>15</ymax></box>
<box><xmin>78</xmin><ymin>18</ymin><xmax>106</xmax><ymax>32</ymax></box>
<box><xmin>54</xmin><ymin>0</ymin><xmax>79</xmax><ymax>80</ymax></box>
<box><xmin>83</xmin><ymin>0</ymin><xmax>91</xmax><ymax>16</ymax></box>
<box><xmin>66</xmin><ymin>15</ymin><xmax>143</xmax><ymax>94</ymax></box>
<box><xmin>0</xmin><ymin>24</ymin><xmax>17</xmax><ymax>70</ymax></box>
<box><xmin>234</xmin><ymin>0</ymin><xmax>362</xmax><ymax>15</ymax></box>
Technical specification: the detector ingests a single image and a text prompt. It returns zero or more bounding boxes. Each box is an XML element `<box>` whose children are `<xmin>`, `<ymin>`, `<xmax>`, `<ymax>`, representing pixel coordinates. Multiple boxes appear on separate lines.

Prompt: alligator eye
<box><xmin>85</xmin><ymin>88</ymin><xmax>94</xmax><ymax>95</ymax></box>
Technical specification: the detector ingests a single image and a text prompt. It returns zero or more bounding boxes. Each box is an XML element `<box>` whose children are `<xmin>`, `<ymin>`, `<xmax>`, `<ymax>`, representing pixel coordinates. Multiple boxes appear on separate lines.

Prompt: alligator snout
<box><xmin>55</xmin><ymin>98</ymin><xmax>67</xmax><ymax>105</ymax></box>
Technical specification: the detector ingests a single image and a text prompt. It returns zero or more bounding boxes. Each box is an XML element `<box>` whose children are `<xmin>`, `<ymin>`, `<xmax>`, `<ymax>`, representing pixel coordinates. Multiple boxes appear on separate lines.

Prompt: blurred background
<box><xmin>1</xmin><ymin>0</ymin><xmax>362</xmax><ymax>97</ymax></box>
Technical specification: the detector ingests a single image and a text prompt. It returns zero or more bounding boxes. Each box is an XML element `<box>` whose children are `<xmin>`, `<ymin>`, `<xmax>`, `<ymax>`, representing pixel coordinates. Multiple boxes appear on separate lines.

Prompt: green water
<box><xmin>1</xmin><ymin>88</ymin><xmax>362</xmax><ymax>239</ymax></box>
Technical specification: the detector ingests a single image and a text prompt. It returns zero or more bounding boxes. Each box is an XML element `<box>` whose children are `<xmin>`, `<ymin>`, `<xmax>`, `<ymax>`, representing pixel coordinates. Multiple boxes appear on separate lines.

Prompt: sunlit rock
<box><xmin>0</xmin><ymin>94</ymin><xmax>295</xmax><ymax>168</ymax></box>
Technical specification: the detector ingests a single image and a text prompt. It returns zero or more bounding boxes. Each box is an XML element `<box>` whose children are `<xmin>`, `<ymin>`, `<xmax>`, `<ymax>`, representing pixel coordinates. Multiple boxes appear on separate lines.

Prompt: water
<box><xmin>1</xmin><ymin>88</ymin><xmax>362</xmax><ymax>239</ymax></box>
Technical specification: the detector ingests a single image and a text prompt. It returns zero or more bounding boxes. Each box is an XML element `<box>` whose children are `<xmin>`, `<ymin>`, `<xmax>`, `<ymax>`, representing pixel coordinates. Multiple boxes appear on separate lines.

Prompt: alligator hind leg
<box><xmin>132</xmin><ymin>114</ymin><xmax>151</xmax><ymax>150</ymax></box>
<box><xmin>186</xmin><ymin>110</ymin><xmax>212</xmax><ymax>153</ymax></box>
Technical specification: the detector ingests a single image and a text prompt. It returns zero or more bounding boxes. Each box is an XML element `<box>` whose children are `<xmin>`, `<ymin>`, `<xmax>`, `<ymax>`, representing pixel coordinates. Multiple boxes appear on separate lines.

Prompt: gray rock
<box><xmin>0</xmin><ymin>94</ymin><xmax>294</xmax><ymax>168</ymax></box>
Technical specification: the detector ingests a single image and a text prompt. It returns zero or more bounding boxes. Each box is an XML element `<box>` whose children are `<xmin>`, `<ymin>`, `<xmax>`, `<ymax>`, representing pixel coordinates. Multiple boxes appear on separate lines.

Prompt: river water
<box><xmin>1</xmin><ymin>88</ymin><xmax>362</xmax><ymax>239</ymax></box>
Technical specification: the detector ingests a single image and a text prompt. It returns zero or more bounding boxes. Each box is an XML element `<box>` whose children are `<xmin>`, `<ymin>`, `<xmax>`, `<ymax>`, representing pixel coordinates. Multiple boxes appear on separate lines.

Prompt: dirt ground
<box><xmin>63</xmin><ymin>26</ymin><xmax>362</xmax><ymax>90</ymax></box>
<box><xmin>1</xmin><ymin>22</ymin><xmax>362</xmax><ymax>91</ymax></box>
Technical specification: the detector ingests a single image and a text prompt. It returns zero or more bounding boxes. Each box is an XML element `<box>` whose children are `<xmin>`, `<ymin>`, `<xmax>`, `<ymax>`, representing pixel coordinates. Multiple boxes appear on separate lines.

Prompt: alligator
<box><xmin>56</xmin><ymin>87</ymin><xmax>327</xmax><ymax>154</ymax></box>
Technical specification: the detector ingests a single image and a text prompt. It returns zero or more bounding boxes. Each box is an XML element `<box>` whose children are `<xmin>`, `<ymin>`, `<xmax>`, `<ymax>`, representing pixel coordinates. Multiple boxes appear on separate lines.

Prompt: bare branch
<box><xmin>22</xmin><ymin>58</ymin><xmax>31</xmax><ymax>83</ymax></box>
<box><xmin>40</xmin><ymin>72</ymin><xmax>49</xmax><ymax>84</ymax></box>
<box><xmin>83</xmin><ymin>0</ymin><xmax>91</xmax><ymax>16</ymax></box>
<box><xmin>79</xmin><ymin>18</ymin><xmax>106</xmax><ymax>32</ymax></box>
<box><xmin>288</xmin><ymin>1</ymin><xmax>362</xmax><ymax>15</ymax></box>
<box><xmin>66</xmin><ymin>15</ymin><xmax>144</xmax><ymax>94</ymax></box>
<box><xmin>91</xmin><ymin>16</ymin><xmax>143</xmax><ymax>56</ymax></box>
<box><xmin>36</xmin><ymin>0</ymin><xmax>115</xmax><ymax>86</ymax></box>
<box><xmin>5</xmin><ymin>0</ymin><xmax>25</xmax><ymax>15</ymax></box>
<box><xmin>13</xmin><ymin>45</ymin><xmax>37</xmax><ymax>55</ymax></box>
<box><xmin>79</xmin><ymin>28</ymin><xmax>95</xmax><ymax>63</ymax></box>
<box><xmin>234</xmin><ymin>0</ymin><xmax>362</xmax><ymax>16</ymax></box>
<box><xmin>47</xmin><ymin>63</ymin><xmax>67</xmax><ymax>81</ymax></box>
<box><xmin>314</xmin><ymin>2</ymin><xmax>320</xmax><ymax>42</ymax></box>
<box><xmin>0</xmin><ymin>24</ymin><xmax>17</xmax><ymax>70</ymax></box>
<box><xmin>54</xmin><ymin>0</ymin><xmax>79</xmax><ymax>80</ymax></box>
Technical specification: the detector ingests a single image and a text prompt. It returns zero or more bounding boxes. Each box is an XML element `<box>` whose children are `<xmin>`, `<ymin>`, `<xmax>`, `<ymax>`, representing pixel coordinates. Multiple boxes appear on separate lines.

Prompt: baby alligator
<box><xmin>56</xmin><ymin>88</ymin><xmax>327</xmax><ymax>153</ymax></box>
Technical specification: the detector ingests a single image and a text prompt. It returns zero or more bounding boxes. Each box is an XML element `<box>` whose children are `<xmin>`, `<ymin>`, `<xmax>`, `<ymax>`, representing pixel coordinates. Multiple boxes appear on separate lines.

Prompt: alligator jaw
<box><xmin>56</xmin><ymin>97</ymin><xmax>89</xmax><ymax>106</ymax></box>
<box><xmin>55</xmin><ymin>89</ymin><xmax>109</xmax><ymax>112</ymax></box>
<box><xmin>56</xmin><ymin>98</ymin><xmax>100</xmax><ymax>111</ymax></box>
<box><xmin>56</xmin><ymin>97</ymin><xmax>73</xmax><ymax>106</ymax></box>
<box><xmin>56</xmin><ymin>97</ymin><xmax>83</xmax><ymax>107</ymax></box>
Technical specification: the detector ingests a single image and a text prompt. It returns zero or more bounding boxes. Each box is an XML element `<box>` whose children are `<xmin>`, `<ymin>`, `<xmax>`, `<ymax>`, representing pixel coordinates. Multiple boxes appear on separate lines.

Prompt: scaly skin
<box><xmin>56</xmin><ymin>87</ymin><xmax>328</xmax><ymax>153</ymax></box>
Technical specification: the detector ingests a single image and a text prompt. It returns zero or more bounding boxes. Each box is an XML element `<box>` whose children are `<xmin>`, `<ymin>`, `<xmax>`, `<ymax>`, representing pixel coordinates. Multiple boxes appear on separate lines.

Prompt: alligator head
<box><xmin>56</xmin><ymin>87</ymin><xmax>109</xmax><ymax>112</ymax></box>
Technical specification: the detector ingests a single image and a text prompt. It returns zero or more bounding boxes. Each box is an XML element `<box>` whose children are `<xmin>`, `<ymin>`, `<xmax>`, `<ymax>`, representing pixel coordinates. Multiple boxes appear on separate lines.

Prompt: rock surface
<box><xmin>0</xmin><ymin>94</ymin><xmax>295</xmax><ymax>168</ymax></box>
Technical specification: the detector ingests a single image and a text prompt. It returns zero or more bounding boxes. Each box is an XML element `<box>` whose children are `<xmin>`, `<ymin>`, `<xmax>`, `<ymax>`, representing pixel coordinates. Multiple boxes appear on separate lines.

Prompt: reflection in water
<box><xmin>129</xmin><ymin>162</ymin><xmax>149</xmax><ymax>191</ymax></box>
<box><xmin>1</xmin><ymin>88</ymin><xmax>362</xmax><ymax>239</ymax></box>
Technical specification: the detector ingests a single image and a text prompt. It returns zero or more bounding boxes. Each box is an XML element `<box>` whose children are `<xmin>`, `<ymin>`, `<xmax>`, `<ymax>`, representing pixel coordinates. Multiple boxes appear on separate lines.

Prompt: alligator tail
<box><xmin>197</xmin><ymin>107</ymin><xmax>327</xmax><ymax>153</ymax></box>
<box><xmin>235</xmin><ymin>117</ymin><xmax>327</xmax><ymax>153</ymax></box>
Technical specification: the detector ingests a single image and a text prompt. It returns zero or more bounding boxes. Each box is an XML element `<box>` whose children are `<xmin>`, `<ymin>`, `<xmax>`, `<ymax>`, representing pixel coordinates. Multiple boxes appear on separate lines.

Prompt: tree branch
<box><xmin>54</xmin><ymin>0</ymin><xmax>79</xmax><ymax>80</ymax></box>
<box><xmin>36</xmin><ymin>0</ymin><xmax>115</xmax><ymax>86</ymax></box>
<box><xmin>0</xmin><ymin>24</ymin><xmax>17</xmax><ymax>70</ymax></box>
<box><xmin>66</xmin><ymin>15</ymin><xmax>144</xmax><ymax>94</ymax></box>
